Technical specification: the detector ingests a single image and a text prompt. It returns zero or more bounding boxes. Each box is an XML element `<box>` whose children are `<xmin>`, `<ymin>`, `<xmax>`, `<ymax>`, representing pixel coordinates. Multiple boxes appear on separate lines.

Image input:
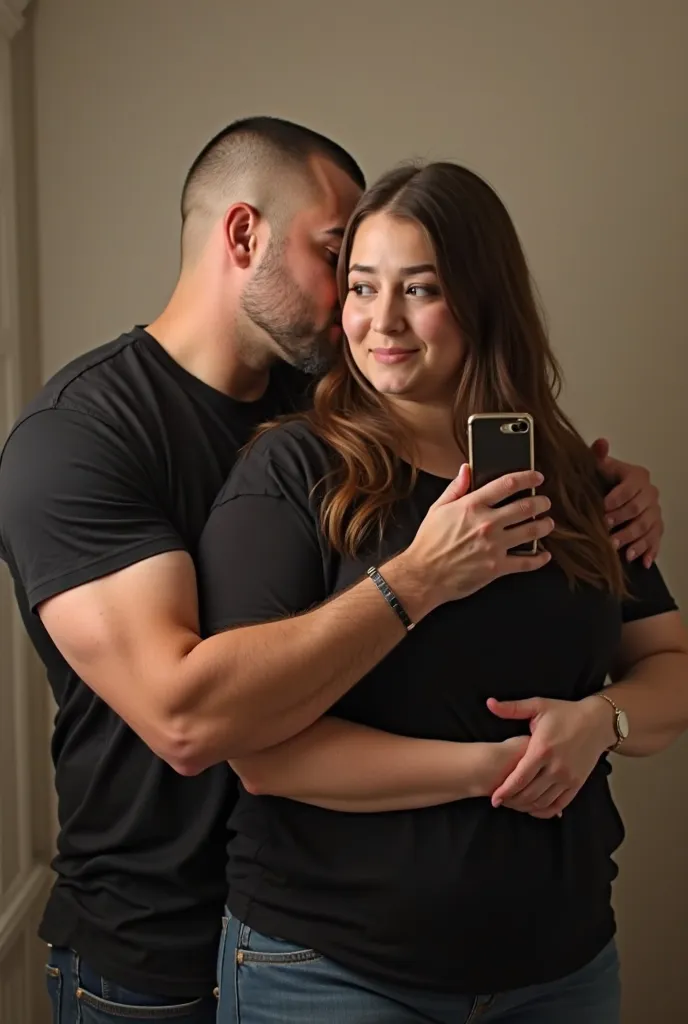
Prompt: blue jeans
<box><xmin>45</xmin><ymin>946</ymin><xmax>217</xmax><ymax>1022</ymax></box>
<box><xmin>217</xmin><ymin>913</ymin><xmax>620</xmax><ymax>1024</ymax></box>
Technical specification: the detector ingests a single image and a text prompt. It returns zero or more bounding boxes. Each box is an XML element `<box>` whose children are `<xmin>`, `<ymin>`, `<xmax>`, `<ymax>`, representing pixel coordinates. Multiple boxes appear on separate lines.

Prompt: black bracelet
<box><xmin>366</xmin><ymin>566</ymin><xmax>415</xmax><ymax>632</ymax></box>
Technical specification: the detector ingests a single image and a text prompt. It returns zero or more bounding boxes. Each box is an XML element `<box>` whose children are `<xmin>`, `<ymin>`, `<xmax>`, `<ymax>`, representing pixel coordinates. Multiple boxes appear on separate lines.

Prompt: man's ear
<box><xmin>223</xmin><ymin>203</ymin><xmax>261</xmax><ymax>269</ymax></box>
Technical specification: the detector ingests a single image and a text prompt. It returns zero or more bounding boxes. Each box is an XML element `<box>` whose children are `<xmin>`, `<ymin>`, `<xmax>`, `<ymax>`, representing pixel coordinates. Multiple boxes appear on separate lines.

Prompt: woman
<box><xmin>198</xmin><ymin>163</ymin><xmax>688</xmax><ymax>1023</ymax></box>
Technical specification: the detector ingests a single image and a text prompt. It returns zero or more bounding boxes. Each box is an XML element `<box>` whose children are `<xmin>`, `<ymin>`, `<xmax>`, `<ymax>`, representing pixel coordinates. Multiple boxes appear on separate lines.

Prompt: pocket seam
<box><xmin>238</xmin><ymin>949</ymin><xmax>324</xmax><ymax>966</ymax></box>
<box><xmin>75</xmin><ymin>986</ymin><xmax>203</xmax><ymax>1018</ymax></box>
<box><xmin>44</xmin><ymin>964</ymin><xmax>62</xmax><ymax>1021</ymax></box>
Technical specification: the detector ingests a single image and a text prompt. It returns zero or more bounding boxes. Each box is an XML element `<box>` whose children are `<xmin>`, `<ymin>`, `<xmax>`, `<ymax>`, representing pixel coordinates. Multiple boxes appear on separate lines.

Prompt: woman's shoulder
<box><xmin>247</xmin><ymin>417</ymin><xmax>335</xmax><ymax>473</ymax></box>
<box><xmin>216</xmin><ymin>416</ymin><xmax>336</xmax><ymax>506</ymax></box>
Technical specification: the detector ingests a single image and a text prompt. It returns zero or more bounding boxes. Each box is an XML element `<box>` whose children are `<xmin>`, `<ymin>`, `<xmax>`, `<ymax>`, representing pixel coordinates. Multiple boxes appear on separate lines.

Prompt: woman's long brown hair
<box><xmin>283</xmin><ymin>162</ymin><xmax>625</xmax><ymax>594</ymax></box>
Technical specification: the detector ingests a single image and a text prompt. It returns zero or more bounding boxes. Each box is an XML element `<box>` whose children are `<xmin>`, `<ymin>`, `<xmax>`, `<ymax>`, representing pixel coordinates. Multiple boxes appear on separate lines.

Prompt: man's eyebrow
<box><xmin>349</xmin><ymin>262</ymin><xmax>437</xmax><ymax>275</ymax></box>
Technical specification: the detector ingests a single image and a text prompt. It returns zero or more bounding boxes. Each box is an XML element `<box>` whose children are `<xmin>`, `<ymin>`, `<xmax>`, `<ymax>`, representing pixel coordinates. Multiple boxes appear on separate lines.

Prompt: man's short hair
<box><xmin>180</xmin><ymin>116</ymin><xmax>365</xmax><ymax>261</ymax></box>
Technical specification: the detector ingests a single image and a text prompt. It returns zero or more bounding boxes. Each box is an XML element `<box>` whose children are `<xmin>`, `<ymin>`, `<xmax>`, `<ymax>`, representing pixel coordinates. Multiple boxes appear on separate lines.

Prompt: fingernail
<box><xmin>628</xmin><ymin>548</ymin><xmax>636</xmax><ymax>560</ymax></box>
<box><xmin>612</xmin><ymin>537</ymin><xmax>620</xmax><ymax>549</ymax></box>
<box><xmin>557</xmin><ymin>812</ymin><xmax>563</xmax><ymax>819</ymax></box>
<box><xmin>534</xmin><ymin>472</ymin><xmax>544</xmax><ymax>484</ymax></box>
<box><xmin>606</xmin><ymin>516</ymin><xmax>614</xmax><ymax>528</ymax></box>
<box><xmin>493</xmin><ymin>798</ymin><xmax>502</xmax><ymax>808</ymax></box>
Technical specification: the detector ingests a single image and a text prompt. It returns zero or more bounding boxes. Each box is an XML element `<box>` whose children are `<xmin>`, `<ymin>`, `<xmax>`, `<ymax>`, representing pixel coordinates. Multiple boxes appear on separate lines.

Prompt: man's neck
<box><xmin>146</xmin><ymin>293</ymin><xmax>274</xmax><ymax>403</ymax></box>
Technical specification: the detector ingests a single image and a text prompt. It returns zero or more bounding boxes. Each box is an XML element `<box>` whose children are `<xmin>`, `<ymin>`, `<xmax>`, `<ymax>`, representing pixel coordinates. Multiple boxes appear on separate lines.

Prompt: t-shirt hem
<box><xmin>227</xmin><ymin>891</ymin><xmax>616</xmax><ymax>995</ymax></box>
<box><xmin>27</xmin><ymin>537</ymin><xmax>186</xmax><ymax>612</ymax></box>
<box><xmin>39</xmin><ymin>895</ymin><xmax>218</xmax><ymax>998</ymax></box>
<box><xmin>622</xmin><ymin>597</ymin><xmax>677</xmax><ymax>623</ymax></box>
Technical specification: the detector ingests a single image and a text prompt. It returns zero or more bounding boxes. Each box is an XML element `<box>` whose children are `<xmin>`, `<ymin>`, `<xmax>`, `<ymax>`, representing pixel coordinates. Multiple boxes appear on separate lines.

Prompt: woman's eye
<box><xmin>350</xmin><ymin>283</ymin><xmax>374</xmax><ymax>296</ymax></box>
<box><xmin>407</xmin><ymin>284</ymin><xmax>435</xmax><ymax>297</ymax></box>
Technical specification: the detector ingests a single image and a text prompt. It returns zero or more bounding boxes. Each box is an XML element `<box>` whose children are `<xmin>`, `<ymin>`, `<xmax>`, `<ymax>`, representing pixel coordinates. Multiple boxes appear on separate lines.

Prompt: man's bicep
<box><xmin>0</xmin><ymin>409</ymin><xmax>184</xmax><ymax>609</ymax></box>
<box><xmin>38</xmin><ymin>551</ymin><xmax>201</xmax><ymax>749</ymax></box>
<box><xmin>197</xmin><ymin>494</ymin><xmax>327</xmax><ymax>635</ymax></box>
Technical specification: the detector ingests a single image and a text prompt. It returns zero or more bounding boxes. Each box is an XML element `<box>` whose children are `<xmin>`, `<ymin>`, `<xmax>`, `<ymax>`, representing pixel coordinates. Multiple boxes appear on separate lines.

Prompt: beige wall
<box><xmin>28</xmin><ymin>0</ymin><xmax>688</xmax><ymax>1019</ymax></box>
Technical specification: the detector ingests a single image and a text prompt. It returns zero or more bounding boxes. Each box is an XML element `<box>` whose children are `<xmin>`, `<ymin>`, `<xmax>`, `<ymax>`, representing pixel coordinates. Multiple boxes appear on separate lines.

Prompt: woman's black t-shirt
<box><xmin>197</xmin><ymin>420</ymin><xmax>677</xmax><ymax>994</ymax></box>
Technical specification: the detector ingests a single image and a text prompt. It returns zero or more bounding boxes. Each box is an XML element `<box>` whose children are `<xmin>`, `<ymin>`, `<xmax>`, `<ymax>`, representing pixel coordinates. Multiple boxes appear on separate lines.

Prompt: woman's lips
<box><xmin>371</xmin><ymin>348</ymin><xmax>419</xmax><ymax>364</ymax></box>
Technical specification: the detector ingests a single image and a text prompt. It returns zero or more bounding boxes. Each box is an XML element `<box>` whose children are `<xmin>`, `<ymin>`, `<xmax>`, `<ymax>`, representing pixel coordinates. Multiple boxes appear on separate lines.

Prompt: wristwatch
<box><xmin>596</xmin><ymin>692</ymin><xmax>629</xmax><ymax>751</ymax></box>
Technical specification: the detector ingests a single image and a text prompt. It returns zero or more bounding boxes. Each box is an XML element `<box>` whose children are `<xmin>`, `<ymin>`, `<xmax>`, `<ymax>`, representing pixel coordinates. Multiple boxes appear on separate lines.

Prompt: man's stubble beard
<box><xmin>241</xmin><ymin>242</ymin><xmax>336</xmax><ymax>377</ymax></box>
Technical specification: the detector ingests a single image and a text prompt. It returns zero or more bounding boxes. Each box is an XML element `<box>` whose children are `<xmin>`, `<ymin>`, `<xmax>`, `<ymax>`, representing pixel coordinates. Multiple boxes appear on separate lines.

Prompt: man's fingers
<box><xmin>606</xmin><ymin>492</ymin><xmax>652</xmax><ymax>530</ymax></box>
<box><xmin>609</xmin><ymin>512</ymin><xmax>653</xmax><ymax>551</ymax></box>
<box><xmin>590</xmin><ymin>437</ymin><xmax>610</xmax><ymax>462</ymax></box>
<box><xmin>603</xmin><ymin>475</ymin><xmax>643</xmax><ymax>514</ymax></box>
<box><xmin>626</xmin><ymin>524</ymin><xmax>662</xmax><ymax>564</ymax></box>
<box><xmin>473</xmin><ymin>470</ymin><xmax>544</xmax><ymax>508</ymax></box>
<box><xmin>643</xmin><ymin>529</ymin><xmax>662</xmax><ymax>567</ymax></box>
<box><xmin>432</xmin><ymin>463</ymin><xmax>471</xmax><ymax>507</ymax></box>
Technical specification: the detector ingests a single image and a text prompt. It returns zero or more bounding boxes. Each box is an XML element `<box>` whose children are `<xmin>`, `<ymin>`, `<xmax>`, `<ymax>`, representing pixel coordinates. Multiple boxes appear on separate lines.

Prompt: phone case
<box><xmin>467</xmin><ymin>413</ymin><xmax>536</xmax><ymax>554</ymax></box>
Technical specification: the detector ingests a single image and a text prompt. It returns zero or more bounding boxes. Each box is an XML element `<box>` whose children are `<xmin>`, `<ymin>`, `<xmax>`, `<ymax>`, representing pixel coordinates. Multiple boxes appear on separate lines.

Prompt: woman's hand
<box><xmin>472</xmin><ymin>735</ymin><xmax>532</xmax><ymax>798</ymax></box>
<box><xmin>402</xmin><ymin>465</ymin><xmax>555</xmax><ymax>615</ymax></box>
<box><xmin>485</xmin><ymin>696</ymin><xmax>615</xmax><ymax>819</ymax></box>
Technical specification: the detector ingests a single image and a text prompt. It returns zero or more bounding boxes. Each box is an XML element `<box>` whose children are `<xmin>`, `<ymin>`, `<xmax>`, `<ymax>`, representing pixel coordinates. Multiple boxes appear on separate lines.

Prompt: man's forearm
<box><xmin>175</xmin><ymin>553</ymin><xmax>435</xmax><ymax>770</ymax></box>
<box><xmin>230</xmin><ymin>717</ymin><xmax>486</xmax><ymax>812</ymax></box>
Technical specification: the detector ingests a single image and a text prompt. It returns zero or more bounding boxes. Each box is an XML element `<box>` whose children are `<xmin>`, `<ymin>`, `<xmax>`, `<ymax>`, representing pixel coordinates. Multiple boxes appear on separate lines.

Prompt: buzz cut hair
<box><xmin>180</xmin><ymin>116</ymin><xmax>365</xmax><ymax>263</ymax></box>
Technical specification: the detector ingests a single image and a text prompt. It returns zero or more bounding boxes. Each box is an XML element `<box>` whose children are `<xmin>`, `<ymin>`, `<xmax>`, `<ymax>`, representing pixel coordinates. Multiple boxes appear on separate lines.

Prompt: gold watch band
<box><xmin>596</xmin><ymin>692</ymin><xmax>624</xmax><ymax>751</ymax></box>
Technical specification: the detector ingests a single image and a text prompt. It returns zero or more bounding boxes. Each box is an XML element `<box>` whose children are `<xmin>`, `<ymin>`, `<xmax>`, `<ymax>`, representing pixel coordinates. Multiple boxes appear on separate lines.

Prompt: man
<box><xmin>0</xmin><ymin>117</ymin><xmax>663</xmax><ymax>1021</ymax></box>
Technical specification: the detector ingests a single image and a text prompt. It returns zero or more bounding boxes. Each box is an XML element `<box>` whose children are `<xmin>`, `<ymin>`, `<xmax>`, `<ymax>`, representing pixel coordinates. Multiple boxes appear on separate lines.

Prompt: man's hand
<box><xmin>485</xmin><ymin>696</ymin><xmax>615</xmax><ymax>819</ymax></box>
<box><xmin>591</xmin><ymin>438</ymin><xmax>663</xmax><ymax>568</ymax></box>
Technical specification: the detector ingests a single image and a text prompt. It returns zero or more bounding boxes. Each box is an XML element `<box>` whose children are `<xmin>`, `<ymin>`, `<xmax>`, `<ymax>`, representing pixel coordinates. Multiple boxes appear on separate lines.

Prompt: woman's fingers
<box><xmin>504</xmin><ymin>516</ymin><xmax>555</xmax><ymax>551</ymax></box>
<box><xmin>471</xmin><ymin>471</ymin><xmax>544</xmax><ymax>509</ymax></box>
<box><xmin>494</xmin><ymin>493</ymin><xmax>552</xmax><ymax>527</ymax></box>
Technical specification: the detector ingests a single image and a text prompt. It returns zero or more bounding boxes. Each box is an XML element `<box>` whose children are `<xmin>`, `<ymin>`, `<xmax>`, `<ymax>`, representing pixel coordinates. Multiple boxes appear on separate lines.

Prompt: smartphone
<box><xmin>467</xmin><ymin>412</ymin><xmax>537</xmax><ymax>554</ymax></box>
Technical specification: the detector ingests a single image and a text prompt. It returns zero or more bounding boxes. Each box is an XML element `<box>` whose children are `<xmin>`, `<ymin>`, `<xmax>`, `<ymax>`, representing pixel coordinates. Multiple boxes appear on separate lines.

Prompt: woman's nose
<box><xmin>371</xmin><ymin>294</ymin><xmax>405</xmax><ymax>336</ymax></box>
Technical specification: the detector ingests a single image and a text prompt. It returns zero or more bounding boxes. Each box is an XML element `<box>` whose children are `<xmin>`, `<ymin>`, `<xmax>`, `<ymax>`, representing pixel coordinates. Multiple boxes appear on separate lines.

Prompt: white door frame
<box><xmin>0</xmin><ymin>2</ymin><xmax>53</xmax><ymax>1021</ymax></box>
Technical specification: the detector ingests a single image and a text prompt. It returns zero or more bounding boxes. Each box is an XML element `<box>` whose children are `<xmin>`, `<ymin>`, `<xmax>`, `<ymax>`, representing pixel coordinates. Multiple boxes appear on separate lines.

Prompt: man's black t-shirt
<box><xmin>0</xmin><ymin>327</ymin><xmax>307</xmax><ymax>996</ymax></box>
<box><xmin>197</xmin><ymin>419</ymin><xmax>677</xmax><ymax>995</ymax></box>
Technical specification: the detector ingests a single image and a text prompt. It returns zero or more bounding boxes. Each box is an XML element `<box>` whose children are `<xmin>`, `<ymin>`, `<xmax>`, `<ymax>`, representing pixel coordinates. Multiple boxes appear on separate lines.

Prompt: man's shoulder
<box><xmin>10</xmin><ymin>329</ymin><xmax>146</xmax><ymax>433</ymax></box>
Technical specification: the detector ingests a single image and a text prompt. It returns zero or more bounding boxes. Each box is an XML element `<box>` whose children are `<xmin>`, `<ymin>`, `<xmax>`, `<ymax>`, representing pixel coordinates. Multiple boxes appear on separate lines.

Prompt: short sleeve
<box><xmin>197</xmin><ymin>442</ymin><xmax>327</xmax><ymax>636</ymax></box>
<box><xmin>0</xmin><ymin>409</ymin><xmax>184</xmax><ymax>611</ymax></box>
<box><xmin>621</xmin><ymin>559</ymin><xmax>678</xmax><ymax>624</ymax></box>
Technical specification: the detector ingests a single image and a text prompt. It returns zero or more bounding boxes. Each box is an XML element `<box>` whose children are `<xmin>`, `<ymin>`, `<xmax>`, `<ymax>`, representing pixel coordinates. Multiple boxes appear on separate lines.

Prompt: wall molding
<box><xmin>0</xmin><ymin>0</ymin><xmax>30</xmax><ymax>41</ymax></box>
<box><xmin>0</xmin><ymin>865</ymin><xmax>51</xmax><ymax>961</ymax></box>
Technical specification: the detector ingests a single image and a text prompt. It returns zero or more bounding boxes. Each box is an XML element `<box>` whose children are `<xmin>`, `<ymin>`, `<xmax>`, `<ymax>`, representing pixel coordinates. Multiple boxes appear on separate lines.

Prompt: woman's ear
<box><xmin>223</xmin><ymin>203</ymin><xmax>261</xmax><ymax>269</ymax></box>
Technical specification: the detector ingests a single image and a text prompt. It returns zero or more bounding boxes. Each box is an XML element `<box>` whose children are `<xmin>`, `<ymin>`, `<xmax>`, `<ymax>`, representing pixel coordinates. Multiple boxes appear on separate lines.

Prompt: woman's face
<box><xmin>342</xmin><ymin>212</ymin><xmax>465</xmax><ymax>403</ymax></box>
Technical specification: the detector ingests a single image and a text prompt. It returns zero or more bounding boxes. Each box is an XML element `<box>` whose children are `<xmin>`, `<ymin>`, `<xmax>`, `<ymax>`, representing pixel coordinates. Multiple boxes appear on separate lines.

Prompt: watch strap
<box><xmin>596</xmin><ymin>692</ymin><xmax>625</xmax><ymax>751</ymax></box>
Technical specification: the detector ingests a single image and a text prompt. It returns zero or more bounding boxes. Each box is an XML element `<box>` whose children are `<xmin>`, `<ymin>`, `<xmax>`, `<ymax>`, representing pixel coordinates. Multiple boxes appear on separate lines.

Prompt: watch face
<box><xmin>617</xmin><ymin>710</ymin><xmax>630</xmax><ymax>739</ymax></box>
